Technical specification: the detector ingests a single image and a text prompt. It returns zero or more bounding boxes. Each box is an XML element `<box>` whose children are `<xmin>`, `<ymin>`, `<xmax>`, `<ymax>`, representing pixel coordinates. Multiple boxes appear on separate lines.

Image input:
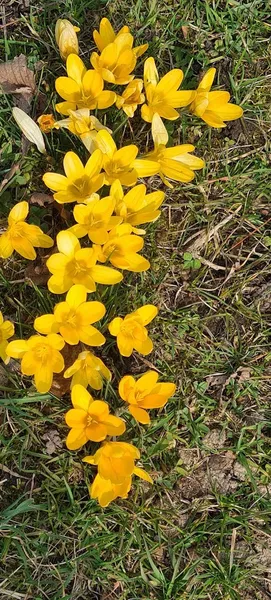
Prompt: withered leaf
<box><xmin>50</xmin><ymin>343</ymin><xmax>82</xmax><ymax>398</ymax></box>
<box><xmin>29</xmin><ymin>192</ymin><xmax>54</xmax><ymax>207</ymax></box>
<box><xmin>0</xmin><ymin>54</ymin><xmax>36</xmax><ymax>112</ymax></box>
<box><xmin>25</xmin><ymin>254</ymin><xmax>51</xmax><ymax>286</ymax></box>
<box><xmin>42</xmin><ymin>429</ymin><xmax>63</xmax><ymax>455</ymax></box>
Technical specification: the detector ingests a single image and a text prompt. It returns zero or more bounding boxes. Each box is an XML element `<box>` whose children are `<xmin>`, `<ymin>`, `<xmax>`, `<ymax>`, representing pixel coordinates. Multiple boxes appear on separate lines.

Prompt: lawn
<box><xmin>0</xmin><ymin>0</ymin><xmax>271</xmax><ymax>599</ymax></box>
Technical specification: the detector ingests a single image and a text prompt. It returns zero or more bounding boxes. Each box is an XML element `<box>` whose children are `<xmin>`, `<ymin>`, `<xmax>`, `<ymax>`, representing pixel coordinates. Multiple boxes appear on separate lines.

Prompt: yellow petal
<box><xmin>82</xmin><ymin>69</ymin><xmax>103</xmax><ymax>99</ymax></box>
<box><xmin>141</xmin><ymin>103</ymin><xmax>154</xmax><ymax>123</ymax></box>
<box><xmin>85</xmin><ymin>149</ymin><xmax>103</xmax><ymax>177</ymax></box>
<box><xmin>97</xmin><ymin>90</ymin><xmax>116</xmax><ymax>109</ymax></box>
<box><xmin>156</xmin><ymin>69</ymin><xmax>183</xmax><ymax>94</ymax></box>
<box><xmin>65</xmin><ymin>408</ymin><xmax>87</xmax><ymax>427</ymax></box>
<box><xmin>133</xmin><ymin>159</ymin><xmax>159</xmax><ymax>177</ymax></box>
<box><xmin>95</xmin><ymin>130</ymin><xmax>116</xmax><ymax>157</ymax></box>
<box><xmin>129</xmin><ymin>405</ymin><xmax>150</xmax><ymax>424</ymax></box>
<box><xmin>91</xmin><ymin>265</ymin><xmax>123</xmax><ymax>285</ymax></box>
<box><xmin>6</xmin><ymin>339</ymin><xmax>28</xmax><ymax>358</ymax></box>
<box><xmin>66</xmin><ymin>284</ymin><xmax>87</xmax><ymax>309</ymax></box>
<box><xmin>103</xmin><ymin>414</ymin><xmax>126</xmax><ymax>436</ymax></box>
<box><xmin>0</xmin><ymin>234</ymin><xmax>13</xmax><ymax>258</ymax></box>
<box><xmin>133</xmin><ymin>466</ymin><xmax>153</xmax><ymax>483</ymax></box>
<box><xmin>133</xmin><ymin>336</ymin><xmax>153</xmax><ymax>355</ymax></box>
<box><xmin>198</xmin><ymin>67</ymin><xmax>216</xmax><ymax>91</ymax></box>
<box><xmin>214</xmin><ymin>103</ymin><xmax>243</xmax><ymax>121</ymax></box>
<box><xmin>108</xmin><ymin>317</ymin><xmax>123</xmax><ymax>336</ymax></box>
<box><xmin>117</xmin><ymin>331</ymin><xmax>134</xmax><ymax>357</ymax></box>
<box><xmin>135</xmin><ymin>304</ymin><xmax>158</xmax><ymax>325</ymax></box>
<box><xmin>12</xmin><ymin>237</ymin><xmax>36</xmax><ymax>260</ymax></box>
<box><xmin>137</xmin><ymin>370</ymin><xmax>158</xmax><ymax>392</ymax></box>
<box><xmin>35</xmin><ymin>364</ymin><xmax>53</xmax><ymax>393</ymax></box>
<box><xmin>114</xmin><ymin>145</ymin><xmax>138</xmax><ymax>167</ymax></box>
<box><xmin>201</xmin><ymin>111</ymin><xmax>226</xmax><ymax>128</ymax></box>
<box><xmin>71</xmin><ymin>384</ymin><xmax>93</xmax><ymax>412</ymax></box>
<box><xmin>55</xmin><ymin>101</ymin><xmax>77</xmax><ymax>115</ymax></box>
<box><xmin>34</xmin><ymin>314</ymin><xmax>56</xmax><ymax>335</ymax></box>
<box><xmin>55</xmin><ymin>76</ymin><xmax>81</xmax><ymax>102</ymax></box>
<box><xmin>72</xmin><ymin>384</ymin><xmax>92</xmax><ymax>410</ymax></box>
<box><xmin>57</xmin><ymin>230</ymin><xmax>80</xmax><ymax>256</ymax></box>
<box><xmin>63</xmin><ymin>151</ymin><xmax>84</xmax><ymax>179</ymax></box>
<box><xmin>46</xmin><ymin>333</ymin><xmax>65</xmax><ymax>350</ymax></box>
<box><xmin>76</xmin><ymin>300</ymin><xmax>106</xmax><ymax>324</ymax></box>
<box><xmin>66</xmin><ymin>428</ymin><xmax>88</xmax><ymax>450</ymax></box>
<box><xmin>8</xmin><ymin>201</ymin><xmax>29</xmax><ymax>225</ymax></box>
<box><xmin>66</xmin><ymin>54</ymin><xmax>86</xmax><ymax>85</ymax></box>
<box><xmin>42</xmin><ymin>172</ymin><xmax>68</xmax><ymax>192</ymax></box>
<box><xmin>144</xmin><ymin>57</ymin><xmax>159</xmax><ymax>87</ymax></box>
<box><xmin>151</xmin><ymin>113</ymin><xmax>168</xmax><ymax>146</ymax></box>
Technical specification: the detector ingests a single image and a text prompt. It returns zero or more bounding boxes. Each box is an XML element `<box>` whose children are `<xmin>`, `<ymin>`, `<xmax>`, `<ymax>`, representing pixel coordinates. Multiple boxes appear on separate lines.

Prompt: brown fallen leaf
<box><xmin>42</xmin><ymin>429</ymin><xmax>63</xmax><ymax>455</ymax></box>
<box><xmin>181</xmin><ymin>25</ymin><xmax>189</xmax><ymax>39</ymax></box>
<box><xmin>0</xmin><ymin>54</ymin><xmax>36</xmax><ymax>112</ymax></box>
<box><xmin>29</xmin><ymin>192</ymin><xmax>54</xmax><ymax>206</ymax></box>
<box><xmin>0</xmin><ymin>161</ymin><xmax>21</xmax><ymax>193</ymax></box>
<box><xmin>50</xmin><ymin>343</ymin><xmax>82</xmax><ymax>398</ymax></box>
<box><xmin>25</xmin><ymin>256</ymin><xmax>51</xmax><ymax>286</ymax></box>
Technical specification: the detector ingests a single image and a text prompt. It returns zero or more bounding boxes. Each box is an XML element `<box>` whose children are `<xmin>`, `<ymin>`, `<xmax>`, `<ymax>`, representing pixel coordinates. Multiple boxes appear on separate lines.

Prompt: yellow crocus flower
<box><xmin>141</xmin><ymin>113</ymin><xmax>205</xmax><ymax>187</ymax></box>
<box><xmin>34</xmin><ymin>284</ymin><xmax>106</xmax><ymax>347</ymax></box>
<box><xmin>94</xmin><ymin>223</ymin><xmax>150</xmax><ymax>272</ymax></box>
<box><xmin>70</xmin><ymin>194</ymin><xmax>122</xmax><ymax>244</ymax></box>
<box><xmin>190</xmin><ymin>67</ymin><xmax>243</xmax><ymax>127</ymax></box>
<box><xmin>63</xmin><ymin>350</ymin><xmax>111</xmax><ymax>390</ymax></box>
<box><xmin>93</xmin><ymin>17</ymin><xmax>148</xmax><ymax>58</ymax></box>
<box><xmin>90</xmin><ymin>33</ymin><xmax>136</xmax><ymax>85</ymax></box>
<box><xmin>46</xmin><ymin>230</ymin><xmax>123</xmax><ymax>294</ymax></box>
<box><xmin>65</xmin><ymin>384</ymin><xmax>126</xmax><ymax>449</ymax></box>
<box><xmin>141</xmin><ymin>57</ymin><xmax>195</xmax><ymax>122</ymax></box>
<box><xmin>119</xmin><ymin>371</ymin><xmax>176</xmax><ymax>424</ymax></box>
<box><xmin>6</xmin><ymin>333</ymin><xmax>65</xmax><ymax>393</ymax></box>
<box><xmin>88</xmin><ymin>473</ymin><xmax>132</xmax><ymax>507</ymax></box>
<box><xmin>94</xmin><ymin>130</ymin><xmax>158</xmax><ymax>186</ymax></box>
<box><xmin>110</xmin><ymin>180</ymin><xmax>164</xmax><ymax>233</ymax></box>
<box><xmin>0</xmin><ymin>312</ymin><xmax>14</xmax><ymax>364</ymax></box>
<box><xmin>0</xmin><ymin>201</ymin><xmax>53</xmax><ymax>260</ymax></box>
<box><xmin>83</xmin><ymin>441</ymin><xmax>153</xmax><ymax>485</ymax></box>
<box><xmin>55</xmin><ymin>54</ymin><xmax>116</xmax><ymax>115</ymax></box>
<box><xmin>108</xmin><ymin>304</ymin><xmax>158</xmax><ymax>357</ymax></box>
<box><xmin>54</xmin><ymin>108</ymin><xmax>112</xmax><ymax>152</ymax></box>
<box><xmin>115</xmin><ymin>79</ymin><xmax>145</xmax><ymax>117</ymax></box>
<box><xmin>55</xmin><ymin>19</ymin><xmax>80</xmax><ymax>60</ymax></box>
<box><xmin>43</xmin><ymin>150</ymin><xmax>104</xmax><ymax>204</ymax></box>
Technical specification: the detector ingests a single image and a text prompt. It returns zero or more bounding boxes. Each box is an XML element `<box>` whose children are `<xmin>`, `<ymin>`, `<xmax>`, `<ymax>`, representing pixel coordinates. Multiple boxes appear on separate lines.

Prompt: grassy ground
<box><xmin>1</xmin><ymin>0</ymin><xmax>271</xmax><ymax>598</ymax></box>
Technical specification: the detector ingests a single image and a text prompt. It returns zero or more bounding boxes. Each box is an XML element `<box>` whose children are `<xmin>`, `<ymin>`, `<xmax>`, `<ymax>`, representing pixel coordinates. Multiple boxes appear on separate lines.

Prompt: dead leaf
<box><xmin>25</xmin><ymin>256</ymin><xmax>50</xmax><ymax>286</ymax></box>
<box><xmin>50</xmin><ymin>343</ymin><xmax>82</xmax><ymax>398</ymax></box>
<box><xmin>206</xmin><ymin>373</ymin><xmax>228</xmax><ymax>387</ymax></box>
<box><xmin>68</xmin><ymin>462</ymin><xmax>84</xmax><ymax>484</ymax></box>
<box><xmin>0</xmin><ymin>54</ymin><xmax>36</xmax><ymax>112</ymax></box>
<box><xmin>181</xmin><ymin>25</ymin><xmax>189</xmax><ymax>38</ymax></box>
<box><xmin>29</xmin><ymin>192</ymin><xmax>54</xmax><ymax>206</ymax></box>
<box><xmin>42</xmin><ymin>429</ymin><xmax>63</xmax><ymax>455</ymax></box>
<box><xmin>0</xmin><ymin>462</ymin><xmax>27</xmax><ymax>479</ymax></box>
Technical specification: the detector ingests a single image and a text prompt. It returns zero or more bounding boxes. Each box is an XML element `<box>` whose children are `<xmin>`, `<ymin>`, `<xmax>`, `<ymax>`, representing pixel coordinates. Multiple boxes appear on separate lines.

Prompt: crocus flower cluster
<box><xmin>2</xmin><ymin>16</ymin><xmax>244</xmax><ymax>507</ymax></box>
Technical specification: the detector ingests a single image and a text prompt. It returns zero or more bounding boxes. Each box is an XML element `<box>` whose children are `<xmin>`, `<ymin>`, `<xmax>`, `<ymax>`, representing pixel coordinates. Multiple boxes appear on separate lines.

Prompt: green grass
<box><xmin>1</xmin><ymin>0</ymin><xmax>271</xmax><ymax>599</ymax></box>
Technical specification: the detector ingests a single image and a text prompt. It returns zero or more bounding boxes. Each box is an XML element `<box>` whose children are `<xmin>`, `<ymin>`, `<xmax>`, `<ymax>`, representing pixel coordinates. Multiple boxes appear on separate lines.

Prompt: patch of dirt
<box><xmin>176</xmin><ymin>450</ymin><xmax>250</xmax><ymax>499</ymax></box>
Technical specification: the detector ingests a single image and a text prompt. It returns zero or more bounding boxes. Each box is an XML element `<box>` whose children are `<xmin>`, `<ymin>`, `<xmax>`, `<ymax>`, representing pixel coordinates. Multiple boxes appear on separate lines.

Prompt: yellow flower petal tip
<box><xmin>108</xmin><ymin>304</ymin><xmax>158</xmax><ymax>357</ymax></box>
